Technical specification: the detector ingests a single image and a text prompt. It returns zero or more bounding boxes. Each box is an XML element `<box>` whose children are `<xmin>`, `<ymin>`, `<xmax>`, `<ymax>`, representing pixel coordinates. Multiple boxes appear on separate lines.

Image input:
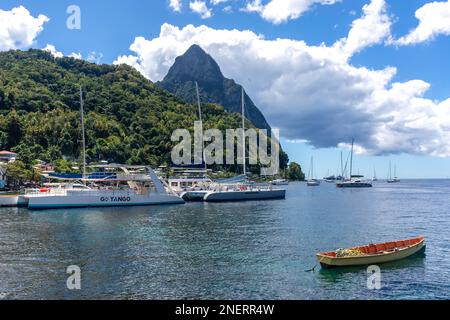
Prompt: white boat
<box><xmin>336</xmin><ymin>176</ymin><xmax>373</xmax><ymax>188</ymax></box>
<box><xmin>24</xmin><ymin>164</ymin><xmax>184</xmax><ymax>209</ymax></box>
<box><xmin>372</xmin><ymin>167</ymin><xmax>378</xmax><ymax>181</ymax></box>
<box><xmin>169</xmin><ymin>171</ymin><xmax>212</xmax><ymax>201</ymax></box>
<box><xmin>270</xmin><ymin>178</ymin><xmax>289</xmax><ymax>186</ymax></box>
<box><xmin>387</xmin><ymin>161</ymin><xmax>400</xmax><ymax>183</ymax></box>
<box><xmin>200</xmin><ymin>88</ymin><xmax>286</xmax><ymax>202</ymax></box>
<box><xmin>306</xmin><ymin>156</ymin><xmax>321</xmax><ymax>186</ymax></box>
<box><xmin>203</xmin><ymin>183</ymin><xmax>285</xmax><ymax>202</ymax></box>
<box><xmin>23</xmin><ymin>88</ymin><xmax>183</xmax><ymax>209</ymax></box>
<box><xmin>335</xmin><ymin>139</ymin><xmax>372</xmax><ymax>188</ymax></box>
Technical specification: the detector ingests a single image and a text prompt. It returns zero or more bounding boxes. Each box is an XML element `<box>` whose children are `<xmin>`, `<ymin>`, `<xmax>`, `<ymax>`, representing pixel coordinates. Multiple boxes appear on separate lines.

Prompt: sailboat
<box><xmin>387</xmin><ymin>161</ymin><xmax>400</xmax><ymax>183</ymax></box>
<box><xmin>174</xmin><ymin>82</ymin><xmax>214</xmax><ymax>201</ymax></box>
<box><xmin>22</xmin><ymin>87</ymin><xmax>184</xmax><ymax>209</ymax></box>
<box><xmin>307</xmin><ymin>156</ymin><xmax>320</xmax><ymax>186</ymax></box>
<box><xmin>372</xmin><ymin>167</ymin><xmax>378</xmax><ymax>181</ymax></box>
<box><xmin>336</xmin><ymin>139</ymin><xmax>372</xmax><ymax>188</ymax></box>
<box><xmin>203</xmin><ymin>88</ymin><xmax>286</xmax><ymax>202</ymax></box>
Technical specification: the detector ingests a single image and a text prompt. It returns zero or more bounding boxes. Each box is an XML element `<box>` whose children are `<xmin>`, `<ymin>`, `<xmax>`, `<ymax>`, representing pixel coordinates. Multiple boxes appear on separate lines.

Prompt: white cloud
<box><xmin>189</xmin><ymin>0</ymin><xmax>213</xmax><ymax>19</ymax></box>
<box><xmin>334</xmin><ymin>0</ymin><xmax>392</xmax><ymax>57</ymax></box>
<box><xmin>169</xmin><ymin>0</ymin><xmax>182</xmax><ymax>12</ymax></box>
<box><xmin>395</xmin><ymin>0</ymin><xmax>450</xmax><ymax>45</ymax></box>
<box><xmin>69</xmin><ymin>52</ymin><xmax>82</xmax><ymax>60</ymax></box>
<box><xmin>86</xmin><ymin>51</ymin><xmax>104</xmax><ymax>64</ymax></box>
<box><xmin>43</xmin><ymin>44</ymin><xmax>63</xmax><ymax>58</ymax></box>
<box><xmin>211</xmin><ymin>0</ymin><xmax>229</xmax><ymax>4</ymax></box>
<box><xmin>0</xmin><ymin>6</ymin><xmax>49</xmax><ymax>51</ymax></box>
<box><xmin>244</xmin><ymin>0</ymin><xmax>341</xmax><ymax>24</ymax></box>
<box><xmin>114</xmin><ymin>1</ymin><xmax>450</xmax><ymax>157</ymax></box>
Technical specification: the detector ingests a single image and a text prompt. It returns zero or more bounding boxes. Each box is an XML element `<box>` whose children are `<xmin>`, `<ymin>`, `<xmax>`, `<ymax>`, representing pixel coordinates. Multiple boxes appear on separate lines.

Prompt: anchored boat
<box><xmin>200</xmin><ymin>88</ymin><xmax>286</xmax><ymax>202</ymax></box>
<box><xmin>23</xmin><ymin>164</ymin><xmax>184</xmax><ymax>209</ymax></box>
<box><xmin>336</xmin><ymin>139</ymin><xmax>372</xmax><ymax>188</ymax></box>
<box><xmin>316</xmin><ymin>236</ymin><xmax>425</xmax><ymax>268</ymax></box>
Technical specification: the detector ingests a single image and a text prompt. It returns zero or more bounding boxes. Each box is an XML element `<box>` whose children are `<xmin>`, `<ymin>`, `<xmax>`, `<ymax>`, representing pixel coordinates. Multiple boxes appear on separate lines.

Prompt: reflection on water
<box><xmin>0</xmin><ymin>180</ymin><xmax>449</xmax><ymax>299</ymax></box>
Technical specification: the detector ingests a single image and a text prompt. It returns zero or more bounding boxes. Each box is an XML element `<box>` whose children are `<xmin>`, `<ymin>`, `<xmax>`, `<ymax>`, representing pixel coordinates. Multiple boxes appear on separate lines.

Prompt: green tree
<box><xmin>288</xmin><ymin>162</ymin><xmax>305</xmax><ymax>181</ymax></box>
<box><xmin>5</xmin><ymin>160</ymin><xmax>31</xmax><ymax>187</ymax></box>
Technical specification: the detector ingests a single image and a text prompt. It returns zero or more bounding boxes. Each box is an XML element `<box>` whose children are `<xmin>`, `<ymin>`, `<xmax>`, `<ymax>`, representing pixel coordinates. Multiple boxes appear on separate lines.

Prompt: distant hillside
<box><xmin>158</xmin><ymin>45</ymin><xmax>272</xmax><ymax>132</ymax></box>
<box><xmin>0</xmin><ymin>49</ymin><xmax>245</xmax><ymax>167</ymax></box>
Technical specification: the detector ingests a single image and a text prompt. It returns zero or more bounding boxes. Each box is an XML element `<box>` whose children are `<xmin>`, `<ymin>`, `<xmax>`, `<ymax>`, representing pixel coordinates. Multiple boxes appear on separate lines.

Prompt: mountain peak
<box><xmin>163</xmin><ymin>44</ymin><xmax>223</xmax><ymax>85</ymax></box>
<box><xmin>158</xmin><ymin>46</ymin><xmax>272</xmax><ymax>132</ymax></box>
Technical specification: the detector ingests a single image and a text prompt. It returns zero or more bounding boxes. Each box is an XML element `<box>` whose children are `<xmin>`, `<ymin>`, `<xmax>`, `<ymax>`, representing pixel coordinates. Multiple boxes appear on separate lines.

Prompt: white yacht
<box><xmin>200</xmin><ymin>88</ymin><xmax>286</xmax><ymax>202</ymax></box>
<box><xmin>203</xmin><ymin>183</ymin><xmax>285</xmax><ymax>202</ymax></box>
<box><xmin>336</xmin><ymin>139</ymin><xmax>372</xmax><ymax>188</ymax></box>
<box><xmin>270</xmin><ymin>178</ymin><xmax>289</xmax><ymax>186</ymax></box>
<box><xmin>306</xmin><ymin>156</ymin><xmax>321</xmax><ymax>186</ymax></box>
<box><xmin>387</xmin><ymin>161</ymin><xmax>400</xmax><ymax>183</ymax></box>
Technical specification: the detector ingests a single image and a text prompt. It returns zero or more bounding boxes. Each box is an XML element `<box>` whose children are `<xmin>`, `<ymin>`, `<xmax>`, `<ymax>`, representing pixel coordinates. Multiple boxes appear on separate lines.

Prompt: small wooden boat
<box><xmin>316</xmin><ymin>236</ymin><xmax>425</xmax><ymax>268</ymax></box>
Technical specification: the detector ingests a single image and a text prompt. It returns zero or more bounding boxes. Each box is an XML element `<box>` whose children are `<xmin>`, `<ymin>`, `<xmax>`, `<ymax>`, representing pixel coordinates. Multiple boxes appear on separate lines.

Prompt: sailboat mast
<box><xmin>349</xmin><ymin>138</ymin><xmax>354</xmax><ymax>178</ymax></box>
<box><xmin>195</xmin><ymin>82</ymin><xmax>202</xmax><ymax>122</ymax></box>
<box><xmin>389</xmin><ymin>161</ymin><xmax>392</xmax><ymax>180</ymax></box>
<box><xmin>79</xmin><ymin>86</ymin><xmax>86</xmax><ymax>180</ymax></box>
<box><xmin>195</xmin><ymin>82</ymin><xmax>206</xmax><ymax>169</ymax></box>
<box><xmin>242</xmin><ymin>87</ymin><xmax>246</xmax><ymax>176</ymax></box>
<box><xmin>340</xmin><ymin>151</ymin><xmax>343</xmax><ymax>177</ymax></box>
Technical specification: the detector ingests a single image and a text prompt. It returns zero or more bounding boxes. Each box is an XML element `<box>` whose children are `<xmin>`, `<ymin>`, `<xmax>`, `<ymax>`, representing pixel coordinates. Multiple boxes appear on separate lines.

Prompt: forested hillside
<box><xmin>0</xmin><ymin>49</ymin><xmax>288</xmax><ymax>172</ymax></box>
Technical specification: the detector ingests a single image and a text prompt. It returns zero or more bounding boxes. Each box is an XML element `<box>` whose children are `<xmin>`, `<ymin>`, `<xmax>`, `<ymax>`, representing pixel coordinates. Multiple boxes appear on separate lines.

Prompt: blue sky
<box><xmin>1</xmin><ymin>0</ymin><xmax>450</xmax><ymax>178</ymax></box>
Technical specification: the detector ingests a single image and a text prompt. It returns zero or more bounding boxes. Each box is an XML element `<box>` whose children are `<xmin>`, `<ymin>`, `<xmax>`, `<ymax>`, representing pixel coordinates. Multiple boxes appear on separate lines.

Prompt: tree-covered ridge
<box><xmin>0</xmin><ymin>49</ymin><xmax>288</xmax><ymax>173</ymax></box>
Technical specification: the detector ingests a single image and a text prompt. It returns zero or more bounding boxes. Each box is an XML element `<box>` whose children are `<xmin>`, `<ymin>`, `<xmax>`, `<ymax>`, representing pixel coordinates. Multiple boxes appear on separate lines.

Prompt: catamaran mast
<box><xmin>79</xmin><ymin>86</ymin><xmax>86</xmax><ymax>180</ymax></box>
<box><xmin>242</xmin><ymin>87</ymin><xmax>246</xmax><ymax>176</ymax></box>
<box><xmin>349</xmin><ymin>138</ymin><xmax>354</xmax><ymax>179</ymax></box>
<box><xmin>195</xmin><ymin>82</ymin><xmax>206</xmax><ymax>170</ymax></box>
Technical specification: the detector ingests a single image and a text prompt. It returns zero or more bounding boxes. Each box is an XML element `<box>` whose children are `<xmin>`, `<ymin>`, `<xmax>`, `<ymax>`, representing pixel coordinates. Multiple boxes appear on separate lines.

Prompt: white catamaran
<box><xmin>22</xmin><ymin>87</ymin><xmax>184</xmax><ymax>209</ymax></box>
<box><xmin>202</xmin><ymin>88</ymin><xmax>286</xmax><ymax>202</ymax></box>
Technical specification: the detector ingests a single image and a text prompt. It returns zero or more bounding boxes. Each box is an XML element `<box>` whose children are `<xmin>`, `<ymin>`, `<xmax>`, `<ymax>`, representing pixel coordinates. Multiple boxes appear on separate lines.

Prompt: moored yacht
<box><xmin>387</xmin><ymin>161</ymin><xmax>400</xmax><ymax>183</ymax></box>
<box><xmin>336</xmin><ymin>139</ymin><xmax>372</xmax><ymax>188</ymax></box>
<box><xmin>23</xmin><ymin>164</ymin><xmax>184</xmax><ymax>209</ymax></box>
<box><xmin>199</xmin><ymin>88</ymin><xmax>286</xmax><ymax>202</ymax></box>
<box><xmin>306</xmin><ymin>156</ymin><xmax>321</xmax><ymax>186</ymax></box>
<box><xmin>270</xmin><ymin>178</ymin><xmax>289</xmax><ymax>186</ymax></box>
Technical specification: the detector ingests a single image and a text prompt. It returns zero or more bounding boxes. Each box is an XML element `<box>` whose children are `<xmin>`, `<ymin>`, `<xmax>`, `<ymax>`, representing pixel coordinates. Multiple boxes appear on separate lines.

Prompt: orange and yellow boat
<box><xmin>316</xmin><ymin>236</ymin><xmax>425</xmax><ymax>268</ymax></box>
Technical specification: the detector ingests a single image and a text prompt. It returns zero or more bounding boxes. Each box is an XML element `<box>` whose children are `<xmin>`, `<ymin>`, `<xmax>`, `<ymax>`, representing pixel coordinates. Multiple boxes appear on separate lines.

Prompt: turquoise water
<box><xmin>0</xmin><ymin>180</ymin><xmax>449</xmax><ymax>299</ymax></box>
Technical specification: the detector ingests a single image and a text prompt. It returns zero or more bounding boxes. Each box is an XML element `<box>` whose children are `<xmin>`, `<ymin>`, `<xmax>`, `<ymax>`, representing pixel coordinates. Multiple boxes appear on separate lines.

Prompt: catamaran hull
<box><xmin>204</xmin><ymin>189</ymin><xmax>285</xmax><ymax>202</ymax></box>
<box><xmin>26</xmin><ymin>194</ymin><xmax>184</xmax><ymax>210</ymax></box>
<box><xmin>180</xmin><ymin>191</ymin><xmax>209</xmax><ymax>201</ymax></box>
<box><xmin>336</xmin><ymin>182</ymin><xmax>372</xmax><ymax>188</ymax></box>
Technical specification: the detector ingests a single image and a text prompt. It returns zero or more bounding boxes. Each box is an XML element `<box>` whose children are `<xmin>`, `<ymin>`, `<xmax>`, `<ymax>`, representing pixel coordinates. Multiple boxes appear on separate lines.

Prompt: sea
<box><xmin>0</xmin><ymin>180</ymin><xmax>449</xmax><ymax>299</ymax></box>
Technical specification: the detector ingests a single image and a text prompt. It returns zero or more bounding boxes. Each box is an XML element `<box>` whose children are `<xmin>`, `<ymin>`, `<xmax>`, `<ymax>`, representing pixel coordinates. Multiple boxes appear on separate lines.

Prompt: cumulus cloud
<box><xmin>114</xmin><ymin>1</ymin><xmax>450</xmax><ymax>156</ymax></box>
<box><xmin>334</xmin><ymin>0</ymin><xmax>392</xmax><ymax>57</ymax></box>
<box><xmin>395</xmin><ymin>0</ymin><xmax>450</xmax><ymax>45</ymax></box>
<box><xmin>69</xmin><ymin>52</ymin><xmax>83</xmax><ymax>60</ymax></box>
<box><xmin>43</xmin><ymin>44</ymin><xmax>63</xmax><ymax>58</ymax></box>
<box><xmin>244</xmin><ymin>0</ymin><xmax>341</xmax><ymax>24</ymax></box>
<box><xmin>0</xmin><ymin>6</ymin><xmax>49</xmax><ymax>51</ymax></box>
<box><xmin>189</xmin><ymin>0</ymin><xmax>213</xmax><ymax>19</ymax></box>
<box><xmin>211</xmin><ymin>0</ymin><xmax>229</xmax><ymax>4</ymax></box>
<box><xmin>169</xmin><ymin>0</ymin><xmax>182</xmax><ymax>12</ymax></box>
